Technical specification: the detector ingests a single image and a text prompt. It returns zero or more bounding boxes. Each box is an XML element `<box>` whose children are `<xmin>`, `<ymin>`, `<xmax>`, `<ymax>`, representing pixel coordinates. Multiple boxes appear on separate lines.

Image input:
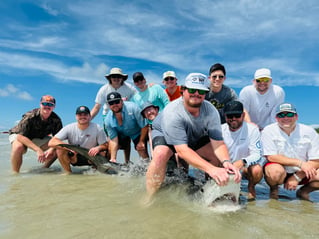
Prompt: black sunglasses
<box><xmin>108</xmin><ymin>99</ymin><xmax>121</xmax><ymax>106</ymax></box>
<box><xmin>164</xmin><ymin>77</ymin><xmax>175</xmax><ymax>81</ymax></box>
<box><xmin>226</xmin><ymin>113</ymin><xmax>242</xmax><ymax>119</ymax></box>
<box><xmin>133</xmin><ymin>77</ymin><xmax>144</xmax><ymax>83</ymax></box>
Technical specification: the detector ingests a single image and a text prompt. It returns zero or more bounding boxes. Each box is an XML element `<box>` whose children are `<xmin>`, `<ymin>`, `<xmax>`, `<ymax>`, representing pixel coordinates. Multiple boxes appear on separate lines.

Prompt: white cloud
<box><xmin>0</xmin><ymin>52</ymin><xmax>107</xmax><ymax>84</ymax></box>
<box><xmin>1</xmin><ymin>0</ymin><xmax>319</xmax><ymax>87</ymax></box>
<box><xmin>0</xmin><ymin>84</ymin><xmax>33</xmax><ymax>100</ymax></box>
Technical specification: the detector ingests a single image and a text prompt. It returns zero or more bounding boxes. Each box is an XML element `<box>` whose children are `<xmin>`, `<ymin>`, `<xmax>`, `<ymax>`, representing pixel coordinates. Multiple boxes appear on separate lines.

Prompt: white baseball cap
<box><xmin>254</xmin><ymin>68</ymin><xmax>272</xmax><ymax>79</ymax></box>
<box><xmin>184</xmin><ymin>73</ymin><xmax>209</xmax><ymax>91</ymax></box>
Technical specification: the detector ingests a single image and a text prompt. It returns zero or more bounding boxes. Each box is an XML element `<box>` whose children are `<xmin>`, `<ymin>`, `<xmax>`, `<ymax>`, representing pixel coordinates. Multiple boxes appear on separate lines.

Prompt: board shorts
<box><xmin>264</xmin><ymin>162</ymin><xmax>309</xmax><ymax>185</ymax></box>
<box><xmin>152</xmin><ymin>135</ymin><xmax>210</xmax><ymax>153</ymax></box>
<box><xmin>118</xmin><ymin>134</ymin><xmax>145</xmax><ymax>150</ymax></box>
<box><xmin>67</xmin><ymin>151</ymin><xmax>91</xmax><ymax>166</ymax></box>
<box><xmin>9</xmin><ymin>134</ymin><xmax>51</xmax><ymax>147</ymax></box>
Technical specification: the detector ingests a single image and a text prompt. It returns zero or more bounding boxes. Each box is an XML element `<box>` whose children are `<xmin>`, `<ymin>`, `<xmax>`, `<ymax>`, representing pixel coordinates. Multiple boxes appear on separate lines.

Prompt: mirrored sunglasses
<box><xmin>276</xmin><ymin>112</ymin><xmax>295</xmax><ymax>118</ymax></box>
<box><xmin>108</xmin><ymin>99</ymin><xmax>121</xmax><ymax>106</ymax></box>
<box><xmin>186</xmin><ymin>88</ymin><xmax>207</xmax><ymax>95</ymax></box>
<box><xmin>41</xmin><ymin>102</ymin><xmax>54</xmax><ymax>107</ymax></box>
<box><xmin>256</xmin><ymin>78</ymin><xmax>270</xmax><ymax>83</ymax></box>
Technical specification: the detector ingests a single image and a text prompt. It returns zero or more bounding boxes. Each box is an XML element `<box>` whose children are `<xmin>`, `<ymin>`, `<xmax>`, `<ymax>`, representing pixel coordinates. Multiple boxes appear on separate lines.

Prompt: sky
<box><xmin>1</xmin><ymin>0</ymin><xmax>319</xmax><ymax>131</ymax></box>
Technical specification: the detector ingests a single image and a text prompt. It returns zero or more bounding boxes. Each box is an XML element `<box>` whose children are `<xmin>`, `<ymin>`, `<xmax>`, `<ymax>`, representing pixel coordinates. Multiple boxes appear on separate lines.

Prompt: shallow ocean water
<box><xmin>0</xmin><ymin>134</ymin><xmax>318</xmax><ymax>239</ymax></box>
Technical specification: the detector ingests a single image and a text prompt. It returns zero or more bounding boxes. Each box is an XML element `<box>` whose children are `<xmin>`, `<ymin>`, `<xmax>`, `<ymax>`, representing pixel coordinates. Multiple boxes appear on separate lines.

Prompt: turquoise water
<box><xmin>0</xmin><ymin>134</ymin><xmax>318</xmax><ymax>239</ymax></box>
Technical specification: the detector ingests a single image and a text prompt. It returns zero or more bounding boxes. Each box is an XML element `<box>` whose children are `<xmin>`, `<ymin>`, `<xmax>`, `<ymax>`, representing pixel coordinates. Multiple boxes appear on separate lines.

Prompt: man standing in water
<box><xmin>145</xmin><ymin>73</ymin><xmax>241</xmax><ymax>202</ymax></box>
<box><xmin>104</xmin><ymin>92</ymin><xmax>149</xmax><ymax>164</ymax></box>
<box><xmin>8</xmin><ymin>95</ymin><xmax>62</xmax><ymax>173</ymax></box>
<box><xmin>262</xmin><ymin>103</ymin><xmax>319</xmax><ymax>201</ymax></box>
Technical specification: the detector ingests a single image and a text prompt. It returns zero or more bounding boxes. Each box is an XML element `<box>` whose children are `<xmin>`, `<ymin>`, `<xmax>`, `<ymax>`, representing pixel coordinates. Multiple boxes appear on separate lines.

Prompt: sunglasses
<box><xmin>276</xmin><ymin>112</ymin><xmax>295</xmax><ymax>118</ymax></box>
<box><xmin>226</xmin><ymin>113</ymin><xmax>242</xmax><ymax>119</ymax></box>
<box><xmin>164</xmin><ymin>77</ymin><xmax>175</xmax><ymax>81</ymax></box>
<box><xmin>110</xmin><ymin>75</ymin><xmax>123</xmax><ymax>79</ymax></box>
<box><xmin>108</xmin><ymin>99</ymin><xmax>121</xmax><ymax>106</ymax></box>
<box><xmin>133</xmin><ymin>78</ymin><xmax>144</xmax><ymax>83</ymax></box>
<box><xmin>211</xmin><ymin>75</ymin><xmax>224</xmax><ymax>80</ymax></box>
<box><xmin>41</xmin><ymin>102</ymin><xmax>54</xmax><ymax>107</ymax></box>
<box><xmin>256</xmin><ymin>78</ymin><xmax>270</xmax><ymax>83</ymax></box>
<box><xmin>186</xmin><ymin>88</ymin><xmax>207</xmax><ymax>95</ymax></box>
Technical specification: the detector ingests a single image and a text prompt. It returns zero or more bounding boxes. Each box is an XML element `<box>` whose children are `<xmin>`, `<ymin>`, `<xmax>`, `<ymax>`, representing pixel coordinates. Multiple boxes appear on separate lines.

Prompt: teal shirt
<box><xmin>104</xmin><ymin>102</ymin><xmax>146</xmax><ymax>140</ymax></box>
<box><xmin>131</xmin><ymin>84</ymin><xmax>169</xmax><ymax>111</ymax></box>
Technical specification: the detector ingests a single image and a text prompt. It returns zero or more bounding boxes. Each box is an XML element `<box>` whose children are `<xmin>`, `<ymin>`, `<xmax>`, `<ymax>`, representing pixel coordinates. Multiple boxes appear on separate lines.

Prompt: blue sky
<box><xmin>1</xmin><ymin>0</ymin><xmax>319</xmax><ymax>131</ymax></box>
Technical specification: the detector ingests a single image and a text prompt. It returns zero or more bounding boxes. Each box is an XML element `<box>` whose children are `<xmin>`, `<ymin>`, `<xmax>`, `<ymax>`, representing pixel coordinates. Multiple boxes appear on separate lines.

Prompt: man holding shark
<box><xmin>145</xmin><ymin>73</ymin><xmax>241</xmax><ymax>202</ymax></box>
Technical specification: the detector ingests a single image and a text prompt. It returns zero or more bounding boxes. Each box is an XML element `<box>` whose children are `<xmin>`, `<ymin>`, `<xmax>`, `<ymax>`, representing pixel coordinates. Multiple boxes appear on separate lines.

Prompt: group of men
<box><xmin>8</xmin><ymin>64</ymin><xmax>319</xmax><ymax>202</ymax></box>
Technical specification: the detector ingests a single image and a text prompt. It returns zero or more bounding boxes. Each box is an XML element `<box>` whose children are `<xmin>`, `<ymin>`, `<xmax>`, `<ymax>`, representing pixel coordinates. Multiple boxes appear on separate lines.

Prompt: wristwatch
<box><xmin>293</xmin><ymin>173</ymin><xmax>302</xmax><ymax>182</ymax></box>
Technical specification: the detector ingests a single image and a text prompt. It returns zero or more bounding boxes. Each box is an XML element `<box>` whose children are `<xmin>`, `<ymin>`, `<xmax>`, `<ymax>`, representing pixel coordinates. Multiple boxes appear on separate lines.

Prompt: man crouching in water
<box><xmin>49</xmin><ymin>106</ymin><xmax>109</xmax><ymax>174</ymax></box>
<box><xmin>145</xmin><ymin>73</ymin><xmax>241</xmax><ymax>203</ymax></box>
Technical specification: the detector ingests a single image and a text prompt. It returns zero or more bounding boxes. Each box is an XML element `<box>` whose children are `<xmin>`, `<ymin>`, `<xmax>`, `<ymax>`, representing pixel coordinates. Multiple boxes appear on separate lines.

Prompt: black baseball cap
<box><xmin>224</xmin><ymin>101</ymin><xmax>243</xmax><ymax>115</ymax></box>
<box><xmin>107</xmin><ymin>92</ymin><xmax>122</xmax><ymax>103</ymax></box>
<box><xmin>133</xmin><ymin>72</ymin><xmax>145</xmax><ymax>82</ymax></box>
<box><xmin>76</xmin><ymin>106</ymin><xmax>90</xmax><ymax>115</ymax></box>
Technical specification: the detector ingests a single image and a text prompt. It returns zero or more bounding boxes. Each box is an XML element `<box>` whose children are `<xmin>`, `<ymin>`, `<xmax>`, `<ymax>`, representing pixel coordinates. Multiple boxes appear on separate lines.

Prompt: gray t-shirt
<box><xmin>55</xmin><ymin>122</ymin><xmax>106</xmax><ymax>149</ymax></box>
<box><xmin>154</xmin><ymin>97</ymin><xmax>223</xmax><ymax>149</ymax></box>
<box><xmin>205</xmin><ymin>84</ymin><xmax>238</xmax><ymax>124</ymax></box>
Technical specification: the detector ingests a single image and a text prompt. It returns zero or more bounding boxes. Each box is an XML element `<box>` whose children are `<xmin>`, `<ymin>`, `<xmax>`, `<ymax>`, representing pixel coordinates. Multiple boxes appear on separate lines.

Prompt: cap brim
<box><xmin>184</xmin><ymin>83</ymin><xmax>209</xmax><ymax>91</ymax></box>
<box><xmin>277</xmin><ymin>109</ymin><xmax>296</xmax><ymax>114</ymax></box>
<box><xmin>107</xmin><ymin>98</ymin><xmax>122</xmax><ymax>102</ymax></box>
<box><xmin>41</xmin><ymin>101</ymin><xmax>55</xmax><ymax>106</ymax></box>
<box><xmin>225</xmin><ymin>111</ymin><xmax>243</xmax><ymax>115</ymax></box>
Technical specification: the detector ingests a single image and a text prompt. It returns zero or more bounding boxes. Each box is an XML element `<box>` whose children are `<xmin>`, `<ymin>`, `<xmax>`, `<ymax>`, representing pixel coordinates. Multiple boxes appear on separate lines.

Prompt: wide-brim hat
<box><xmin>105</xmin><ymin>67</ymin><xmax>128</xmax><ymax>81</ymax></box>
<box><xmin>140</xmin><ymin>102</ymin><xmax>159</xmax><ymax>118</ymax></box>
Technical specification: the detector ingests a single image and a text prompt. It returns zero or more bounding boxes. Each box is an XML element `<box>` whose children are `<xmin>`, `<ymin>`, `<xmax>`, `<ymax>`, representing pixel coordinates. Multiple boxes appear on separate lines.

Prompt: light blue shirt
<box><xmin>131</xmin><ymin>84</ymin><xmax>169</xmax><ymax>111</ymax></box>
<box><xmin>104</xmin><ymin>101</ymin><xmax>147</xmax><ymax>140</ymax></box>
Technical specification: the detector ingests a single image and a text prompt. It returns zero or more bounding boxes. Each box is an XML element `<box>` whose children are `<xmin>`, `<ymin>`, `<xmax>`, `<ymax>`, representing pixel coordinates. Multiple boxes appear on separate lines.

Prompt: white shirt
<box><xmin>95</xmin><ymin>82</ymin><xmax>137</xmax><ymax>115</ymax></box>
<box><xmin>239</xmin><ymin>84</ymin><xmax>285</xmax><ymax>130</ymax></box>
<box><xmin>222</xmin><ymin>121</ymin><xmax>263</xmax><ymax>166</ymax></box>
<box><xmin>261</xmin><ymin>122</ymin><xmax>319</xmax><ymax>173</ymax></box>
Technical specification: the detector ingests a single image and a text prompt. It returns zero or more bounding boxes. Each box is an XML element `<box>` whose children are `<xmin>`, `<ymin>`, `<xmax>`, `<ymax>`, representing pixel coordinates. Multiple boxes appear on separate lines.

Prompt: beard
<box><xmin>112</xmin><ymin>106</ymin><xmax>123</xmax><ymax>114</ymax></box>
<box><xmin>228</xmin><ymin>120</ymin><xmax>243</xmax><ymax>131</ymax></box>
<box><xmin>185</xmin><ymin>96</ymin><xmax>202</xmax><ymax>108</ymax></box>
